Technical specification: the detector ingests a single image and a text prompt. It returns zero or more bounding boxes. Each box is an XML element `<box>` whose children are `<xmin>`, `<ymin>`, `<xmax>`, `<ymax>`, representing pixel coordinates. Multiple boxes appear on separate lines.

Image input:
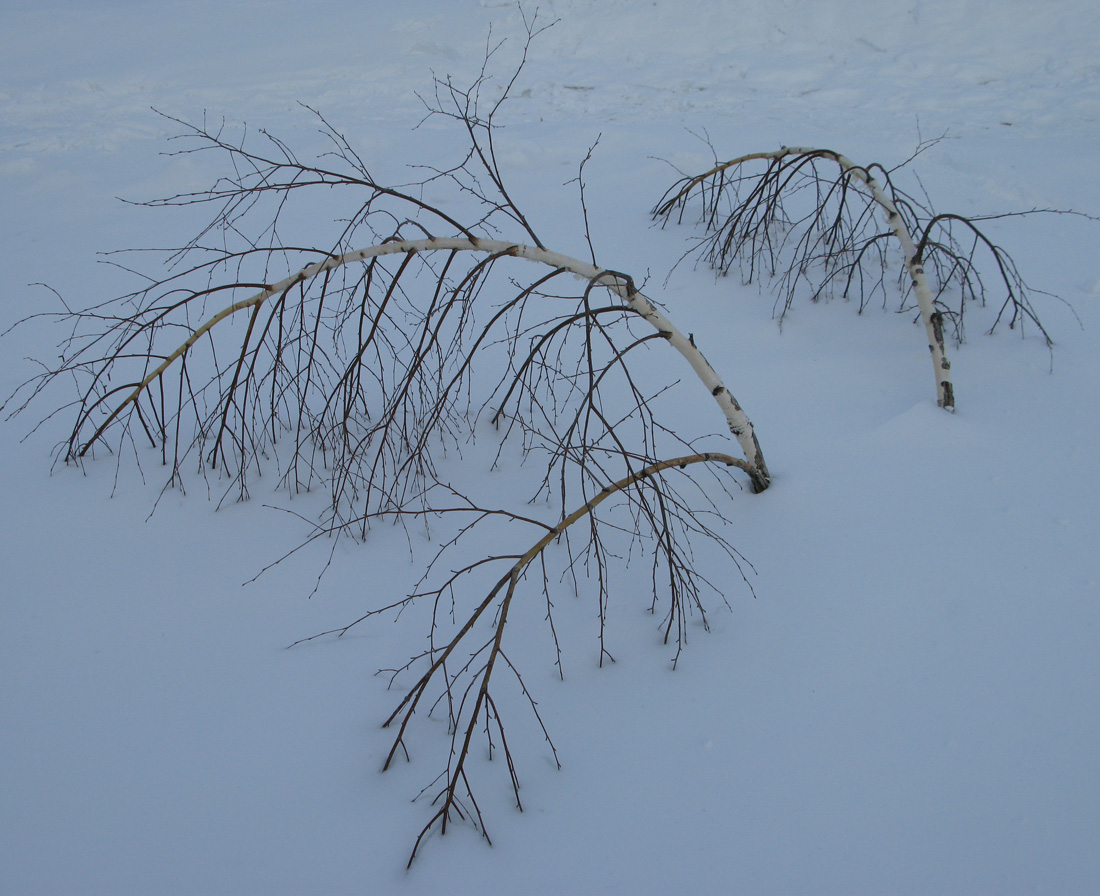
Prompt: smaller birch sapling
<box><xmin>653</xmin><ymin>143</ymin><xmax>1077</xmax><ymax>410</ymax></box>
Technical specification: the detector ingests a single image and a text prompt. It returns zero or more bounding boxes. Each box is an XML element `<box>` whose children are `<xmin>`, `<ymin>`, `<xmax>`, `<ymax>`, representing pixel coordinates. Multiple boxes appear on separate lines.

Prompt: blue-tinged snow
<box><xmin>2</xmin><ymin>2</ymin><xmax>1098</xmax><ymax>893</ymax></box>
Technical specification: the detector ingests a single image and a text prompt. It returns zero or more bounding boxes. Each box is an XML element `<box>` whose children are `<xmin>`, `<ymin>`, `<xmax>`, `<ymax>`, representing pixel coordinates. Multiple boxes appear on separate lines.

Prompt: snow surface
<box><xmin>2</xmin><ymin>1</ymin><xmax>1099</xmax><ymax>893</ymax></box>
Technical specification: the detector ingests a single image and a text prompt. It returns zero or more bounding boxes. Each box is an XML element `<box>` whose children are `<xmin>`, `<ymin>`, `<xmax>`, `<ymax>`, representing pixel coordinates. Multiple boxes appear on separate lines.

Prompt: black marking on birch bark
<box><xmin>941</xmin><ymin>381</ymin><xmax>955</xmax><ymax>407</ymax></box>
<box><xmin>931</xmin><ymin>311</ymin><xmax>945</xmax><ymax>348</ymax></box>
<box><xmin>712</xmin><ymin>385</ymin><xmax>726</xmax><ymax>397</ymax></box>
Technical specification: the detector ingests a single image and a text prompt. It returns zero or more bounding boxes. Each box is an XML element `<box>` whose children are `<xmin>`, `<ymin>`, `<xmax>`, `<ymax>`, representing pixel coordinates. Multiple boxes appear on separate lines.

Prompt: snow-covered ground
<box><xmin>3</xmin><ymin>2</ymin><xmax>1099</xmax><ymax>893</ymax></box>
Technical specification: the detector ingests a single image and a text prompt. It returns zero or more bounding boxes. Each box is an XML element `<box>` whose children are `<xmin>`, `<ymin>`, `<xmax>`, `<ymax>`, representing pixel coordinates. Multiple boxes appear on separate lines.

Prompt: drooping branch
<box><xmin>361</xmin><ymin>451</ymin><xmax>752</xmax><ymax>866</ymax></box>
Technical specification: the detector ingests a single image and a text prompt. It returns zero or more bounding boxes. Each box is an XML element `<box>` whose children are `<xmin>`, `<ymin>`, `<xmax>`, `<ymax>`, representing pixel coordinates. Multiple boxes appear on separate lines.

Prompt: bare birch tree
<box><xmin>653</xmin><ymin>144</ymin><xmax>1069</xmax><ymax>410</ymax></box>
<box><xmin>3</xmin><ymin>16</ymin><xmax>764</xmax><ymax>862</ymax></box>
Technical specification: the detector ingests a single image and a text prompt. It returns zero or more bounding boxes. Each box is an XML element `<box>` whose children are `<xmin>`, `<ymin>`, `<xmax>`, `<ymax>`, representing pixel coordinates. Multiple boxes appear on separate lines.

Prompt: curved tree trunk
<box><xmin>90</xmin><ymin>236</ymin><xmax>771</xmax><ymax>490</ymax></box>
<box><xmin>675</xmin><ymin>148</ymin><xmax>955</xmax><ymax>410</ymax></box>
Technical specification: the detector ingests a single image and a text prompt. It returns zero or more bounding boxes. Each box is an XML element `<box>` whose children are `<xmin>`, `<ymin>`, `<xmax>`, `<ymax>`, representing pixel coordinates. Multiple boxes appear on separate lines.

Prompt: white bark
<box><xmin>101</xmin><ymin>237</ymin><xmax>770</xmax><ymax>489</ymax></box>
